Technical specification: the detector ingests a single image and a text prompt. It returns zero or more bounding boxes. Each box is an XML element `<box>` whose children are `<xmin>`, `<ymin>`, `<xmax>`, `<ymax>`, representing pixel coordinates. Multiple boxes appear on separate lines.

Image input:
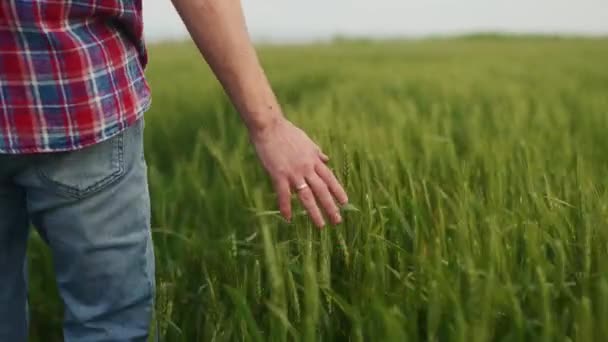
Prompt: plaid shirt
<box><xmin>0</xmin><ymin>0</ymin><xmax>151</xmax><ymax>154</ymax></box>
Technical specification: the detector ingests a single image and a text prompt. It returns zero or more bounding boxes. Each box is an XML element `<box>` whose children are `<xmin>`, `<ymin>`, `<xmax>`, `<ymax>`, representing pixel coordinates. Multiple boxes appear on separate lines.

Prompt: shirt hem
<box><xmin>0</xmin><ymin>97</ymin><xmax>152</xmax><ymax>155</ymax></box>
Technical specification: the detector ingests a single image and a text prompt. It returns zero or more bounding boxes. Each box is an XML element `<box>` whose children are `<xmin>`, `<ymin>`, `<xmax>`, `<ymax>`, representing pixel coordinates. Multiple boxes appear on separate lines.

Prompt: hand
<box><xmin>250</xmin><ymin>117</ymin><xmax>349</xmax><ymax>228</ymax></box>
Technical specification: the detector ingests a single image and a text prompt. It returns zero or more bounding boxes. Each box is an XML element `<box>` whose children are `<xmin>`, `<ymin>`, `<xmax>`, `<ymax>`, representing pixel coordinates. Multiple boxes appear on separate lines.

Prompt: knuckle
<box><xmin>331</xmin><ymin>178</ymin><xmax>344</xmax><ymax>189</ymax></box>
<box><xmin>308</xmin><ymin>177</ymin><xmax>323</xmax><ymax>188</ymax></box>
<box><xmin>324</xmin><ymin>196</ymin><xmax>337</xmax><ymax>208</ymax></box>
<box><xmin>313</xmin><ymin>163</ymin><xmax>322</xmax><ymax>174</ymax></box>
<box><xmin>317</xmin><ymin>181</ymin><xmax>330</xmax><ymax>193</ymax></box>
<box><xmin>325</xmin><ymin>203</ymin><xmax>339</xmax><ymax>214</ymax></box>
<box><xmin>300</xmin><ymin>190</ymin><xmax>314</xmax><ymax>202</ymax></box>
<box><xmin>301</xmin><ymin>162</ymin><xmax>315</xmax><ymax>174</ymax></box>
<box><xmin>332</xmin><ymin>184</ymin><xmax>345</xmax><ymax>195</ymax></box>
<box><xmin>276</xmin><ymin>168</ymin><xmax>291</xmax><ymax>179</ymax></box>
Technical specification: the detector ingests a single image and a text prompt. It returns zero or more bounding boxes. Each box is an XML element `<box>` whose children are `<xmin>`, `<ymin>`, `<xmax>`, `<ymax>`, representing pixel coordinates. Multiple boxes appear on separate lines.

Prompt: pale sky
<box><xmin>144</xmin><ymin>0</ymin><xmax>608</xmax><ymax>42</ymax></box>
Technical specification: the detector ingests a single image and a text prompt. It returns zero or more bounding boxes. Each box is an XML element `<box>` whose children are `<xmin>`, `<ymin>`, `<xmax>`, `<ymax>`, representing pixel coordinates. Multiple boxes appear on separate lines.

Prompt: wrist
<box><xmin>244</xmin><ymin>107</ymin><xmax>284</xmax><ymax>138</ymax></box>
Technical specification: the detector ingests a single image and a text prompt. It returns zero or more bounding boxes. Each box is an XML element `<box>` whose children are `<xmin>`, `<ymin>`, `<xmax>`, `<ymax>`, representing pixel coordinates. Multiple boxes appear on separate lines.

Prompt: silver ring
<box><xmin>295</xmin><ymin>183</ymin><xmax>309</xmax><ymax>191</ymax></box>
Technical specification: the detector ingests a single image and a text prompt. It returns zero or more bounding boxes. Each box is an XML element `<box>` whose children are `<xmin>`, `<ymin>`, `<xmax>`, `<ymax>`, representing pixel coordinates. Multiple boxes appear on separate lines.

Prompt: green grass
<box><xmin>28</xmin><ymin>37</ymin><xmax>608</xmax><ymax>341</ymax></box>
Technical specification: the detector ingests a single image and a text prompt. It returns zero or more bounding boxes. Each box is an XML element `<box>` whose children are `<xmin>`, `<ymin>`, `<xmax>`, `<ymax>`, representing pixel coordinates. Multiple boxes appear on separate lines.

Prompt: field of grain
<box><xmin>28</xmin><ymin>37</ymin><xmax>608</xmax><ymax>341</ymax></box>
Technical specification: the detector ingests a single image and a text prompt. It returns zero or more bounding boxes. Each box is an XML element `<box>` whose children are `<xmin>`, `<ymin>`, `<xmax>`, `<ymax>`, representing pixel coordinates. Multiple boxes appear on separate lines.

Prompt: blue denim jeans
<box><xmin>0</xmin><ymin>119</ymin><xmax>155</xmax><ymax>341</ymax></box>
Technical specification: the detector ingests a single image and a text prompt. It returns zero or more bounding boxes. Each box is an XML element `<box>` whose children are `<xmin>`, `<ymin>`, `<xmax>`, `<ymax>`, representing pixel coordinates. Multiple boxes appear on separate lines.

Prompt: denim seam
<box><xmin>141</xmin><ymin>231</ymin><xmax>154</xmax><ymax>302</ymax></box>
<box><xmin>36</xmin><ymin>133</ymin><xmax>126</xmax><ymax>199</ymax></box>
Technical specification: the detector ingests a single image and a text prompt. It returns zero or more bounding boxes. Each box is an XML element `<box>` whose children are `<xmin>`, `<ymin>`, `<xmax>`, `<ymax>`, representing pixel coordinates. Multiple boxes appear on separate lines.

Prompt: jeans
<box><xmin>0</xmin><ymin>118</ymin><xmax>155</xmax><ymax>341</ymax></box>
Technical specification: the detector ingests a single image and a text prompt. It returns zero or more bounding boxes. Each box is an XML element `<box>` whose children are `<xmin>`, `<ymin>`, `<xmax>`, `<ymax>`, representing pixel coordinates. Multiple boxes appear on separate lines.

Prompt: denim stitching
<box><xmin>37</xmin><ymin>132</ymin><xmax>126</xmax><ymax>199</ymax></box>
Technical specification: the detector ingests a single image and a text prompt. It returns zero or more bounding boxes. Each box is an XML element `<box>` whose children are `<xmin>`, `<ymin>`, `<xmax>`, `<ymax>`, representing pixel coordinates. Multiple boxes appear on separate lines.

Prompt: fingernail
<box><xmin>334</xmin><ymin>213</ymin><xmax>342</xmax><ymax>224</ymax></box>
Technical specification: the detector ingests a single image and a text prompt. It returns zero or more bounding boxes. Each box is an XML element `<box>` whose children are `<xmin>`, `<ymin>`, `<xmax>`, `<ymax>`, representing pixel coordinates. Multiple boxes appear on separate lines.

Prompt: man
<box><xmin>0</xmin><ymin>0</ymin><xmax>348</xmax><ymax>340</ymax></box>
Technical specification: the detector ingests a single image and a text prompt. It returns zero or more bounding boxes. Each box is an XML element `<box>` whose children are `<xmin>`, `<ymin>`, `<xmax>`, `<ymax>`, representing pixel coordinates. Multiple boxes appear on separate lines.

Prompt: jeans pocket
<box><xmin>37</xmin><ymin>132</ymin><xmax>126</xmax><ymax>199</ymax></box>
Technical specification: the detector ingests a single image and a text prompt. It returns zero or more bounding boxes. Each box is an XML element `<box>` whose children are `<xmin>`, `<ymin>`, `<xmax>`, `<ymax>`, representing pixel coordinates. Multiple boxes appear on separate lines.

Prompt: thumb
<box><xmin>319</xmin><ymin>150</ymin><xmax>330</xmax><ymax>163</ymax></box>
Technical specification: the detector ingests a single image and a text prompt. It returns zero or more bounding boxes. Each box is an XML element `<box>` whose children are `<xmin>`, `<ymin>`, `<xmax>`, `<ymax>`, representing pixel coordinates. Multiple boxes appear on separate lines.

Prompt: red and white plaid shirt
<box><xmin>0</xmin><ymin>0</ymin><xmax>151</xmax><ymax>154</ymax></box>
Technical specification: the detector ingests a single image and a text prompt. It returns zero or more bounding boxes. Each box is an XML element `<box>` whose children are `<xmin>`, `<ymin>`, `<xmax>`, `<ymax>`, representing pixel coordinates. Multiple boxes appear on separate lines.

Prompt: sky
<box><xmin>143</xmin><ymin>0</ymin><xmax>608</xmax><ymax>42</ymax></box>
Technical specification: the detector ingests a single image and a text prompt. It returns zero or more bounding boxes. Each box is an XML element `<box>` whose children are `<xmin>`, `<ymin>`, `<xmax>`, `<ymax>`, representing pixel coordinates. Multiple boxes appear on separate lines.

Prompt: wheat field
<box><xmin>28</xmin><ymin>36</ymin><xmax>608</xmax><ymax>341</ymax></box>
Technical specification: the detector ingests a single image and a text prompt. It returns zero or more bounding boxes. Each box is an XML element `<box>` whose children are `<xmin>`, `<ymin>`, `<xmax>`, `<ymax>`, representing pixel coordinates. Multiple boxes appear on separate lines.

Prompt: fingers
<box><xmin>314</xmin><ymin>163</ymin><xmax>349</xmax><ymax>205</ymax></box>
<box><xmin>274</xmin><ymin>177</ymin><xmax>292</xmax><ymax>222</ymax></box>
<box><xmin>294</xmin><ymin>179</ymin><xmax>326</xmax><ymax>228</ymax></box>
<box><xmin>305</xmin><ymin>174</ymin><xmax>342</xmax><ymax>225</ymax></box>
<box><xmin>274</xmin><ymin>147</ymin><xmax>348</xmax><ymax>229</ymax></box>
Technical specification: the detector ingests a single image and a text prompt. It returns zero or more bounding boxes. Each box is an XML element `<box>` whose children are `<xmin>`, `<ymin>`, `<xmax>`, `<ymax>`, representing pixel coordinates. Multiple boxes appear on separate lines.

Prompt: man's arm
<box><xmin>171</xmin><ymin>0</ymin><xmax>348</xmax><ymax>228</ymax></box>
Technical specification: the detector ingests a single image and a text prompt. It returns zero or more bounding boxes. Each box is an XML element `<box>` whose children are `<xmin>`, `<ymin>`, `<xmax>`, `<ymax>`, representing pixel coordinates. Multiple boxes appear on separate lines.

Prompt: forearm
<box><xmin>171</xmin><ymin>0</ymin><xmax>283</xmax><ymax>133</ymax></box>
